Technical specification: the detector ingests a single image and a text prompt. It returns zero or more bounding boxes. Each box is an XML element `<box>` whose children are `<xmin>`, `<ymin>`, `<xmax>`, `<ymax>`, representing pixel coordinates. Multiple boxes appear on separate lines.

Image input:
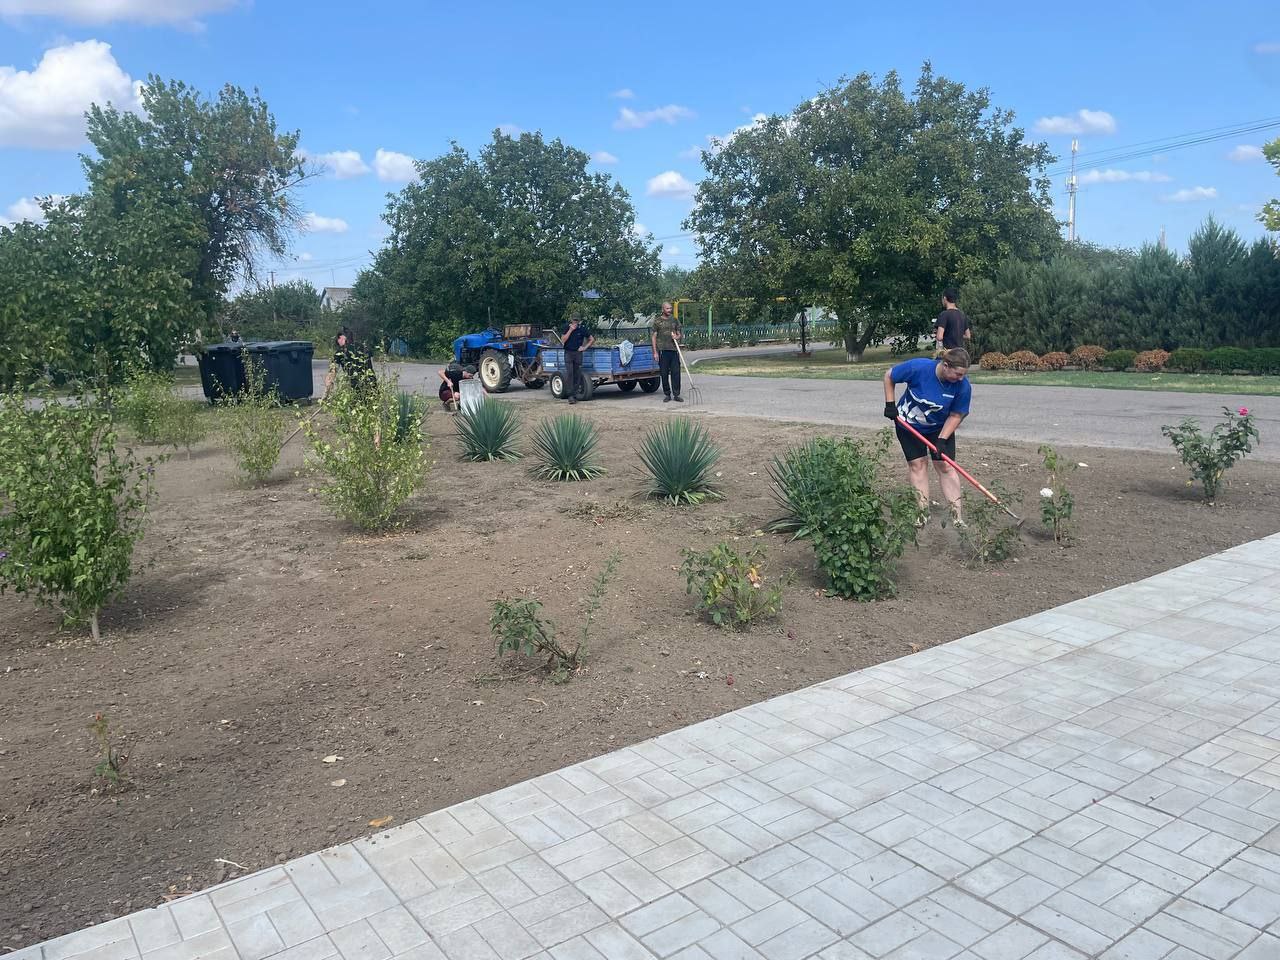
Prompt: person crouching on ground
<box><xmin>882</xmin><ymin>347</ymin><xmax>972</xmax><ymax>527</ymax></box>
<box><xmin>438</xmin><ymin>362</ymin><xmax>474</xmax><ymax>411</ymax></box>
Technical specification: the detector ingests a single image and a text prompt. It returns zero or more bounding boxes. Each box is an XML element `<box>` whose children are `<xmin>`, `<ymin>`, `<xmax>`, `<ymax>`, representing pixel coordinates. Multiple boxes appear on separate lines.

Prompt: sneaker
<box><xmin>950</xmin><ymin>507</ymin><xmax>966</xmax><ymax>529</ymax></box>
<box><xmin>663</xmin><ymin>395</ymin><xmax>671</xmax><ymax>403</ymax></box>
<box><xmin>673</xmin><ymin>395</ymin><xmax>684</xmax><ymax>402</ymax></box>
<box><xmin>914</xmin><ymin>511</ymin><xmax>930</xmax><ymax>529</ymax></box>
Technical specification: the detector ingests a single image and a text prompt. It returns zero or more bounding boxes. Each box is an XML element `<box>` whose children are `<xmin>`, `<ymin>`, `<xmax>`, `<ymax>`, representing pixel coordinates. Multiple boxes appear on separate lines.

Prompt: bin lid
<box><xmin>203</xmin><ymin>341</ymin><xmax>254</xmax><ymax>355</ymax></box>
<box><xmin>246</xmin><ymin>340</ymin><xmax>314</xmax><ymax>353</ymax></box>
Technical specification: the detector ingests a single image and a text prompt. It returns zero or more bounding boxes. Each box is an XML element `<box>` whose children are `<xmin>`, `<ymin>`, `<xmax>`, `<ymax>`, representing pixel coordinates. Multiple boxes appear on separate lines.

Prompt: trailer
<box><xmin>539</xmin><ymin>342</ymin><xmax>660</xmax><ymax>401</ymax></box>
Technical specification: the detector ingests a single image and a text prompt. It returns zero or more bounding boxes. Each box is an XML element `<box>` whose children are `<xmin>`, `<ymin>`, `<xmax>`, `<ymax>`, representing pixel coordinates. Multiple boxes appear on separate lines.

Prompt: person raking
<box><xmin>883</xmin><ymin>347</ymin><xmax>973</xmax><ymax>528</ymax></box>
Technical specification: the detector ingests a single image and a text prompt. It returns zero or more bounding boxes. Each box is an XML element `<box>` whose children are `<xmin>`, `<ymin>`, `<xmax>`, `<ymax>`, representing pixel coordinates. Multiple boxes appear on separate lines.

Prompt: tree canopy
<box><xmin>0</xmin><ymin>76</ymin><xmax>303</xmax><ymax>388</ymax></box>
<box><xmin>685</xmin><ymin>64</ymin><xmax>1062</xmax><ymax>359</ymax></box>
<box><xmin>1263</xmin><ymin>136</ymin><xmax>1280</xmax><ymax>233</ymax></box>
<box><xmin>355</xmin><ymin>131</ymin><xmax>660</xmax><ymax>353</ymax></box>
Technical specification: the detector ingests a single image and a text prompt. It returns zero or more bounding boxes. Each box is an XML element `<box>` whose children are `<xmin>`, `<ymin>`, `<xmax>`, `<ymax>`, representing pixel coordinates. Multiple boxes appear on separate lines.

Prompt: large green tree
<box><xmin>355</xmin><ymin>131</ymin><xmax>660</xmax><ymax>352</ymax></box>
<box><xmin>686</xmin><ymin>65</ymin><xmax>1061</xmax><ymax>360</ymax></box>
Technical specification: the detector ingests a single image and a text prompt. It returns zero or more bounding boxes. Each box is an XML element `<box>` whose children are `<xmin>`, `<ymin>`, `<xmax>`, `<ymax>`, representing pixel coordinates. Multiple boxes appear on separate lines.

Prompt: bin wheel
<box><xmin>479</xmin><ymin>350</ymin><xmax>512</xmax><ymax>393</ymax></box>
<box><xmin>639</xmin><ymin>377</ymin><xmax>660</xmax><ymax>393</ymax></box>
<box><xmin>618</xmin><ymin>381</ymin><xmax>638</xmax><ymax>393</ymax></box>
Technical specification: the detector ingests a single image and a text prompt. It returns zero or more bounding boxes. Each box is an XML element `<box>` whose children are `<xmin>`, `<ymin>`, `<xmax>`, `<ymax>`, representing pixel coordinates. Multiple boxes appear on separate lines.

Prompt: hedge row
<box><xmin>980</xmin><ymin>345</ymin><xmax>1280</xmax><ymax>375</ymax></box>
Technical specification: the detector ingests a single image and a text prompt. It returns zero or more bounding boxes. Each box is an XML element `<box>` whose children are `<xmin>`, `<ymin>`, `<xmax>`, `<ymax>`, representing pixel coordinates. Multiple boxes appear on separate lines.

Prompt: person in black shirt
<box><xmin>561</xmin><ymin>314</ymin><xmax>595</xmax><ymax>403</ymax></box>
<box><xmin>437</xmin><ymin>362</ymin><xmax>474</xmax><ymax>411</ymax></box>
<box><xmin>934</xmin><ymin>288</ymin><xmax>971</xmax><ymax>352</ymax></box>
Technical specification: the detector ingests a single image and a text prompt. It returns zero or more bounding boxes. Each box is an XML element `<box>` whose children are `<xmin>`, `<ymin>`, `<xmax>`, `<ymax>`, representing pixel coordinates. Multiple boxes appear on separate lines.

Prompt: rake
<box><xmin>672</xmin><ymin>339</ymin><xmax>703</xmax><ymax>405</ymax></box>
<box><xmin>895</xmin><ymin>417</ymin><xmax>1024</xmax><ymax>526</ymax></box>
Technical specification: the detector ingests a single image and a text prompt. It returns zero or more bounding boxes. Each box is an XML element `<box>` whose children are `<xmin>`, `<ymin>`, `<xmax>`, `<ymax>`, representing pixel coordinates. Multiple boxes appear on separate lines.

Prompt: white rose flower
<box><xmin>1040</xmin><ymin>488</ymin><xmax>1054</xmax><ymax>498</ymax></box>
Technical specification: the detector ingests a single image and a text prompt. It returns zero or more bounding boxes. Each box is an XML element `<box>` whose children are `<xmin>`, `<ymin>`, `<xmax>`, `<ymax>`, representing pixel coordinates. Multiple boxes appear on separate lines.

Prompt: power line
<box><xmin>1045</xmin><ymin>116</ymin><xmax>1280</xmax><ymax>176</ymax></box>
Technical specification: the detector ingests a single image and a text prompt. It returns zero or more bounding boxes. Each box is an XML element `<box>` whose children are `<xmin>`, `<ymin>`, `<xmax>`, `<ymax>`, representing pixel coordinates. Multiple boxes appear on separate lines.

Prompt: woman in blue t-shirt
<box><xmin>881</xmin><ymin>347</ymin><xmax>973</xmax><ymax>527</ymax></box>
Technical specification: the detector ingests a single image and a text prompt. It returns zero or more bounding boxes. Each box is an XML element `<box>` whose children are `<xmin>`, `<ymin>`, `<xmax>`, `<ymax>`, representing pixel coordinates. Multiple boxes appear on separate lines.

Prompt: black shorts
<box><xmin>895</xmin><ymin>422</ymin><xmax>952</xmax><ymax>462</ymax></box>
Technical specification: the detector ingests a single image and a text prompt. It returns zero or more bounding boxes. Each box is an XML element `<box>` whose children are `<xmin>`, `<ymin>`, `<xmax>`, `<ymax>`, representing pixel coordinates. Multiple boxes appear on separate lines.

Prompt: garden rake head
<box><xmin>673</xmin><ymin>340</ymin><xmax>703</xmax><ymax>405</ymax></box>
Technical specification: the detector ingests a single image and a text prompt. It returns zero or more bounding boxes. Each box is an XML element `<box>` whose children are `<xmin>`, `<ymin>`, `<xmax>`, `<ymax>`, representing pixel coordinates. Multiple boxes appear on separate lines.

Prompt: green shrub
<box><xmin>115</xmin><ymin>369</ymin><xmax>209</xmax><ymax>454</ymax></box>
<box><xmin>160</xmin><ymin>399</ymin><xmax>211</xmax><ymax>456</ymax></box>
<box><xmin>1070</xmin><ymin>345</ymin><xmax>1107</xmax><ymax>370</ymax></box>
<box><xmin>456</xmin><ymin>399</ymin><xmax>520</xmax><ymax>462</ymax></box>
<box><xmin>1039</xmin><ymin>444</ymin><xmax>1076</xmax><ymax>543</ymax></box>
<box><xmin>1167</xmin><ymin>348</ymin><xmax>1205</xmax><ymax>373</ymax></box>
<box><xmin>1205</xmin><ymin>346</ymin><xmax>1251</xmax><ymax>374</ymax></box>
<box><xmin>637</xmin><ymin>417</ymin><xmax>723</xmax><ymax>505</ymax></box>
<box><xmin>771</xmin><ymin>433</ymin><xmax>918</xmax><ymax>600</ymax></box>
<box><xmin>304</xmin><ymin>372</ymin><xmax>428</xmax><ymax>529</ymax></box>
<box><xmin>1249</xmin><ymin>348</ymin><xmax>1280</xmax><ymax>375</ymax></box>
<box><xmin>679</xmin><ymin>542</ymin><xmax>791</xmax><ymax>629</ymax></box>
<box><xmin>0</xmin><ymin>392</ymin><xmax>163</xmax><ymax>640</ymax></box>
<box><xmin>1161</xmin><ymin>406</ymin><xmax>1260</xmax><ymax>502</ymax></box>
<box><xmin>1006</xmin><ymin>350</ymin><xmax>1042</xmax><ymax>371</ymax></box>
<box><xmin>1134</xmin><ymin>349</ymin><xmax>1170</xmax><ymax>372</ymax></box>
<box><xmin>530</xmin><ymin>413</ymin><xmax>604</xmax><ymax>481</ymax></box>
<box><xmin>956</xmin><ymin>483</ymin><xmax>1023</xmax><ymax>563</ymax></box>
<box><xmin>1101</xmin><ymin>349</ymin><xmax>1136</xmax><ymax>371</ymax></box>
<box><xmin>221</xmin><ymin>358</ymin><xmax>286</xmax><ymax>485</ymax></box>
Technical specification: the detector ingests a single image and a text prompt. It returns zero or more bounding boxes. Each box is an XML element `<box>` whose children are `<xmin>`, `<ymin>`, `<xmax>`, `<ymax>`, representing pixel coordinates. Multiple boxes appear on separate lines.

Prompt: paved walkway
<box><xmin>16</xmin><ymin>535</ymin><xmax>1280</xmax><ymax>960</ymax></box>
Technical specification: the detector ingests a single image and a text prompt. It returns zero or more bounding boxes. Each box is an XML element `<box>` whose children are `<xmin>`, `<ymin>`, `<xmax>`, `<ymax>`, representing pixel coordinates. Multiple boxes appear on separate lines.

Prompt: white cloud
<box><xmin>665</xmin><ymin>245</ymin><xmax>681</xmax><ymax>256</ymax></box>
<box><xmin>302</xmin><ymin>212</ymin><xmax>349</xmax><ymax>234</ymax></box>
<box><xmin>1229</xmin><ymin>144</ymin><xmax>1264</xmax><ymax>162</ymax></box>
<box><xmin>647</xmin><ymin>170</ymin><xmax>695</xmax><ymax>199</ymax></box>
<box><xmin>611</xmin><ymin>88</ymin><xmax>635</xmax><ymax>100</ymax></box>
<box><xmin>1254</xmin><ymin>41</ymin><xmax>1280</xmax><ymax>54</ymax></box>
<box><xmin>0</xmin><ymin>40</ymin><xmax>141</xmax><ymax>148</ymax></box>
<box><xmin>707</xmin><ymin>113</ymin><xmax>768</xmax><ymax>152</ymax></box>
<box><xmin>678</xmin><ymin>145</ymin><xmax>703</xmax><ymax>160</ymax></box>
<box><xmin>0</xmin><ymin>193</ymin><xmax>68</xmax><ymax>226</ymax></box>
<box><xmin>631</xmin><ymin>223</ymin><xmax>649</xmax><ymax>237</ymax></box>
<box><xmin>297</xmin><ymin>252</ymin><xmax>314</xmax><ymax>262</ymax></box>
<box><xmin>1034</xmin><ymin>109</ymin><xmax>1117</xmax><ymax>136</ymax></box>
<box><xmin>0</xmin><ymin>0</ymin><xmax>236</xmax><ymax>25</ymax></box>
<box><xmin>614</xmin><ymin>104</ymin><xmax>695</xmax><ymax>130</ymax></box>
<box><xmin>592</xmin><ymin>150</ymin><xmax>618</xmax><ymax>164</ymax></box>
<box><xmin>374</xmin><ymin>148</ymin><xmax>416</xmax><ymax>183</ymax></box>
<box><xmin>1078</xmin><ymin>169</ymin><xmax>1171</xmax><ymax>184</ymax></box>
<box><xmin>299</xmin><ymin>149</ymin><xmax>370</xmax><ymax>179</ymax></box>
<box><xmin>497</xmin><ymin>123</ymin><xmax>522</xmax><ymax>137</ymax></box>
<box><xmin>1166</xmin><ymin>186</ymin><xmax>1218</xmax><ymax>203</ymax></box>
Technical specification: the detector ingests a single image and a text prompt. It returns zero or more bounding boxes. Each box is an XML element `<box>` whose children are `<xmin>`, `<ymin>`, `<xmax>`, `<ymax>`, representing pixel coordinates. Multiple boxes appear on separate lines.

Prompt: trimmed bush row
<box><xmin>979</xmin><ymin>345</ymin><xmax>1280</xmax><ymax>375</ymax></box>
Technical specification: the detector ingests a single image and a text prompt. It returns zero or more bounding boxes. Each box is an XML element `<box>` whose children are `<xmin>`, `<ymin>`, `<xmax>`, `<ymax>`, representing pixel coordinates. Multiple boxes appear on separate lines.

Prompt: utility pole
<box><xmin>1066</xmin><ymin>138</ymin><xmax>1079</xmax><ymax>243</ymax></box>
<box><xmin>1159</xmin><ymin>225</ymin><xmax>1167</xmax><ymax>250</ymax></box>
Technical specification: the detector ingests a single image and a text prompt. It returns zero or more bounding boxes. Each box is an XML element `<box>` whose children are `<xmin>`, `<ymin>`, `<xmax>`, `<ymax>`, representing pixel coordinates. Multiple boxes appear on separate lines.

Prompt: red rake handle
<box><xmin>895</xmin><ymin>416</ymin><xmax>1023</xmax><ymax>523</ymax></box>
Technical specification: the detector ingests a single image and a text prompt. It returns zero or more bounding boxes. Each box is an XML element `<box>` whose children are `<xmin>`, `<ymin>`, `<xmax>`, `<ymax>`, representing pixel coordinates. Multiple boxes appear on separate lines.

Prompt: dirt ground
<box><xmin>3</xmin><ymin>397</ymin><xmax>1280</xmax><ymax>949</ymax></box>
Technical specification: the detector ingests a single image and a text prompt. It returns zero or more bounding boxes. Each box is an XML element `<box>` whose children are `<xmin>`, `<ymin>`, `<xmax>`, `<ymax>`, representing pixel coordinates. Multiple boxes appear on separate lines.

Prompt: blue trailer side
<box><xmin>541</xmin><ymin>344</ymin><xmax>661</xmax><ymax>400</ymax></box>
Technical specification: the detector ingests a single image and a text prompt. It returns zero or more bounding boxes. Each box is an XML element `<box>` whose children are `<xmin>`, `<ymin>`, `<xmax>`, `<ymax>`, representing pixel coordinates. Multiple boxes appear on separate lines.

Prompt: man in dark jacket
<box><xmin>562</xmin><ymin>314</ymin><xmax>594</xmax><ymax>403</ymax></box>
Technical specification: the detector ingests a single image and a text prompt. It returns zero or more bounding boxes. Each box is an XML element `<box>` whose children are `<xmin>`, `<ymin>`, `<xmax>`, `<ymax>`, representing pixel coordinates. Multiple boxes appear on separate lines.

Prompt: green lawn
<box><xmin>696</xmin><ymin>348</ymin><xmax>1280</xmax><ymax>396</ymax></box>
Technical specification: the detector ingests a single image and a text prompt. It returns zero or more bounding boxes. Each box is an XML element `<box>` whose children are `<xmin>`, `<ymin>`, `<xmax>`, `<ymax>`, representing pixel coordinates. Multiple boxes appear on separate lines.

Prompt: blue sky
<box><xmin>1</xmin><ymin>0</ymin><xmax>1278</xmax><ymax>292</ymax></box>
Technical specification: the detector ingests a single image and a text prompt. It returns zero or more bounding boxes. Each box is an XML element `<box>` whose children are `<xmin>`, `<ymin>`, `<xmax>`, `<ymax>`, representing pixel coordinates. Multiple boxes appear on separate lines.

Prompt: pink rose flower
<box><xmin>1238</xmin><ymin>407</ymin><xmax>1249</xmax><ymax>416</ymax></box>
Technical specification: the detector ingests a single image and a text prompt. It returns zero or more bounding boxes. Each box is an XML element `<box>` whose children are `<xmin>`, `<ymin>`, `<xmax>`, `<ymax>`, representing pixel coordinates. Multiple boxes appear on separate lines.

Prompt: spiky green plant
<box><xmin>455</xmin><ymin>398</ymin><xmax>520</xmax><ymax>461</ymax></box>
<box><xmin>638</xmin><ymin>417</ymin><xmax>723</xmax><ymax>505</ymax></box>
<box><xmin>530</xmin><ymin>413</ymin><xmax>603</xmax><ymax>481</ymax></box>
<box><xmin>395</xmin><ymin>391</ymin><xmax>427</xmax><ymax>444</ymax></box>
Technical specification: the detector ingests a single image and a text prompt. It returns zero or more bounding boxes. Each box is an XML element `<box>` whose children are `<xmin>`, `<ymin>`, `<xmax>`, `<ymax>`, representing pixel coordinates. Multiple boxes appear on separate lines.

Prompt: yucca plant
<box><xmin>530</xmin><ymin>413</ymin><xmax>604</xmax><ymax>481</ymax></box>
<box><xmin>395</xmin><ymin>391</ymin><xmax>427</xmax><ymax>444</ymax></box>
<box><xmin>766</xmin><ymin>437</ymin><xmax>829</xmax><ymax>539</ymax></box>
<box><xmin>638</xmin><ymin>417</ymin><xmax>723</xmax><ymax>505</ymax></box>
<box><xmin>455</xmin><ymin>398</ymin><xmax>520</xmax><ymax>461</ymax></box>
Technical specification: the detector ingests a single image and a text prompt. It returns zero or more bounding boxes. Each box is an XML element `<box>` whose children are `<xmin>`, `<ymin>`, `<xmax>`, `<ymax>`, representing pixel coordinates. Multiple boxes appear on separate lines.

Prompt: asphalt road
<box><xmin>274</xmin><ymin>354</ymin><xmax>1280</xmax><ymax>461</ymax></box>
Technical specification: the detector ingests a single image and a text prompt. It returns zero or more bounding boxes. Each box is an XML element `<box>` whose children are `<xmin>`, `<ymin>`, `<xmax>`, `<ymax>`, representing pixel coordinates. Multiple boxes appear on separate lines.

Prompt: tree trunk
<box><xmin>843</xmin><ymin>329</ymin><xmax>867</xmax><ymax>363</ymax></box>
<box><xmin>90</xmin><ymin>611</ymin><xmax>101</xmax><ymax>643</ymax></box>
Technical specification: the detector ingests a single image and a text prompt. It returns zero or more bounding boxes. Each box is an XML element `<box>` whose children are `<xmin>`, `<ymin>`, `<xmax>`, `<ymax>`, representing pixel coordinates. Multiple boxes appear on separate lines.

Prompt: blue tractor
<box><xmin>452</xmin><ymin>324</ymin><xmax>548</xmax><ymax>393</ymax></box>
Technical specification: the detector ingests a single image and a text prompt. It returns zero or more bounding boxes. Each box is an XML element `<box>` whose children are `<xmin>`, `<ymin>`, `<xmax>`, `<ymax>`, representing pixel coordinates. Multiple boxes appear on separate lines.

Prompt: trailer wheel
<box><xmin>639</xmin><ymin>377</ymin><xmax>660</xmax><ymax>393</ymax></box>
<box><xmin>479</xmin><ymin>350</ymin><xmax>512</xmax><ymax>393</ymax></box>
<box><xmin>576</xmin><ymin>377</ymin><xmax>595</xmax><ymax>402</ymax></box>
<box><xmin>618</xmin><ymin>381</ymin><xmax>637</xmax><ymax>392</ymax></box>
<box><xmin>550</xmin><ymin>373</ymin><xmax>568</xmax><ymax>399</ymax></box>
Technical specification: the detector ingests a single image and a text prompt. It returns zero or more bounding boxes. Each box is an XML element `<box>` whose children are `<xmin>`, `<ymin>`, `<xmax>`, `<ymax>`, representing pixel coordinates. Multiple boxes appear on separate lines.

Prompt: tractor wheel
<box><xmin>479</xmin><ymin>350</ymin><xmax>513</xmax><ymax>393</ymax></box>
<box><xmin>524</xmin><ymin>378</ymin><xmax>545</xmax><ymax>390</ymax></box>
<box><xmin>639</xmin><ymin>377</ymin><xmax>660</xmax><ymax>393</ymax></box>
<box><xmin>550</xmin><ymin>373</ymin><xmax>569</xmax><ymax>399</ymax></box>
<box><xmin>618</xmin><ymin>381</ymin><xmax>638</xmax><ymax>393</ymax></box>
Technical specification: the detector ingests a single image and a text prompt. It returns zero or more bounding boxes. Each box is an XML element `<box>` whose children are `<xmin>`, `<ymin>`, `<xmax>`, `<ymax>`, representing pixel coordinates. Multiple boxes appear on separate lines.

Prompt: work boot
<box><xmin>673</xmin><ymin>395</ymin><xmax>684</xmax><ymax>402</ymax></box>
<box><xmin>663</xmin><ymin>395</ymin><xmax>671</xmax><ymax>403</ymax></box>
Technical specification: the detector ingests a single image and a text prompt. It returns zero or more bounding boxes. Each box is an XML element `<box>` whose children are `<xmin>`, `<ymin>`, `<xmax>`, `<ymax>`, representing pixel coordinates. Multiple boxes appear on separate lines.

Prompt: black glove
<box><xmin>883</xmin><ymin>401</ymin><xmax>898</xmax><ymax>421</ymax></box>
<box><xmin>930</xmin><ymin>434</ymin><xmax>956</xmax><ymax>461</ymax></box>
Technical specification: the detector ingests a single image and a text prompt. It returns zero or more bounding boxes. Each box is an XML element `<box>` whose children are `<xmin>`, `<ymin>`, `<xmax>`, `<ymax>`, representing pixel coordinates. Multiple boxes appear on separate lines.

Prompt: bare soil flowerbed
<box><xmin>3</xmin><ymin>402</ymin><xmax>1279</xmax><ymax>949</ymax></box>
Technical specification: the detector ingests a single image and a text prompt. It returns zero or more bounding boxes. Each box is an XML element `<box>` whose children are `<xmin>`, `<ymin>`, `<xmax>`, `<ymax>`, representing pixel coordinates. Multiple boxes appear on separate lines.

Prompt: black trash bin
<box><xmin>197</xmin><ymin>342</ymin><xmax>249</xmax><ymax>401</ymax></box>
<box><xmin>248</xmin><ymin>340</ymin><xmax>315</xmax><ymax>402</ymax></box>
